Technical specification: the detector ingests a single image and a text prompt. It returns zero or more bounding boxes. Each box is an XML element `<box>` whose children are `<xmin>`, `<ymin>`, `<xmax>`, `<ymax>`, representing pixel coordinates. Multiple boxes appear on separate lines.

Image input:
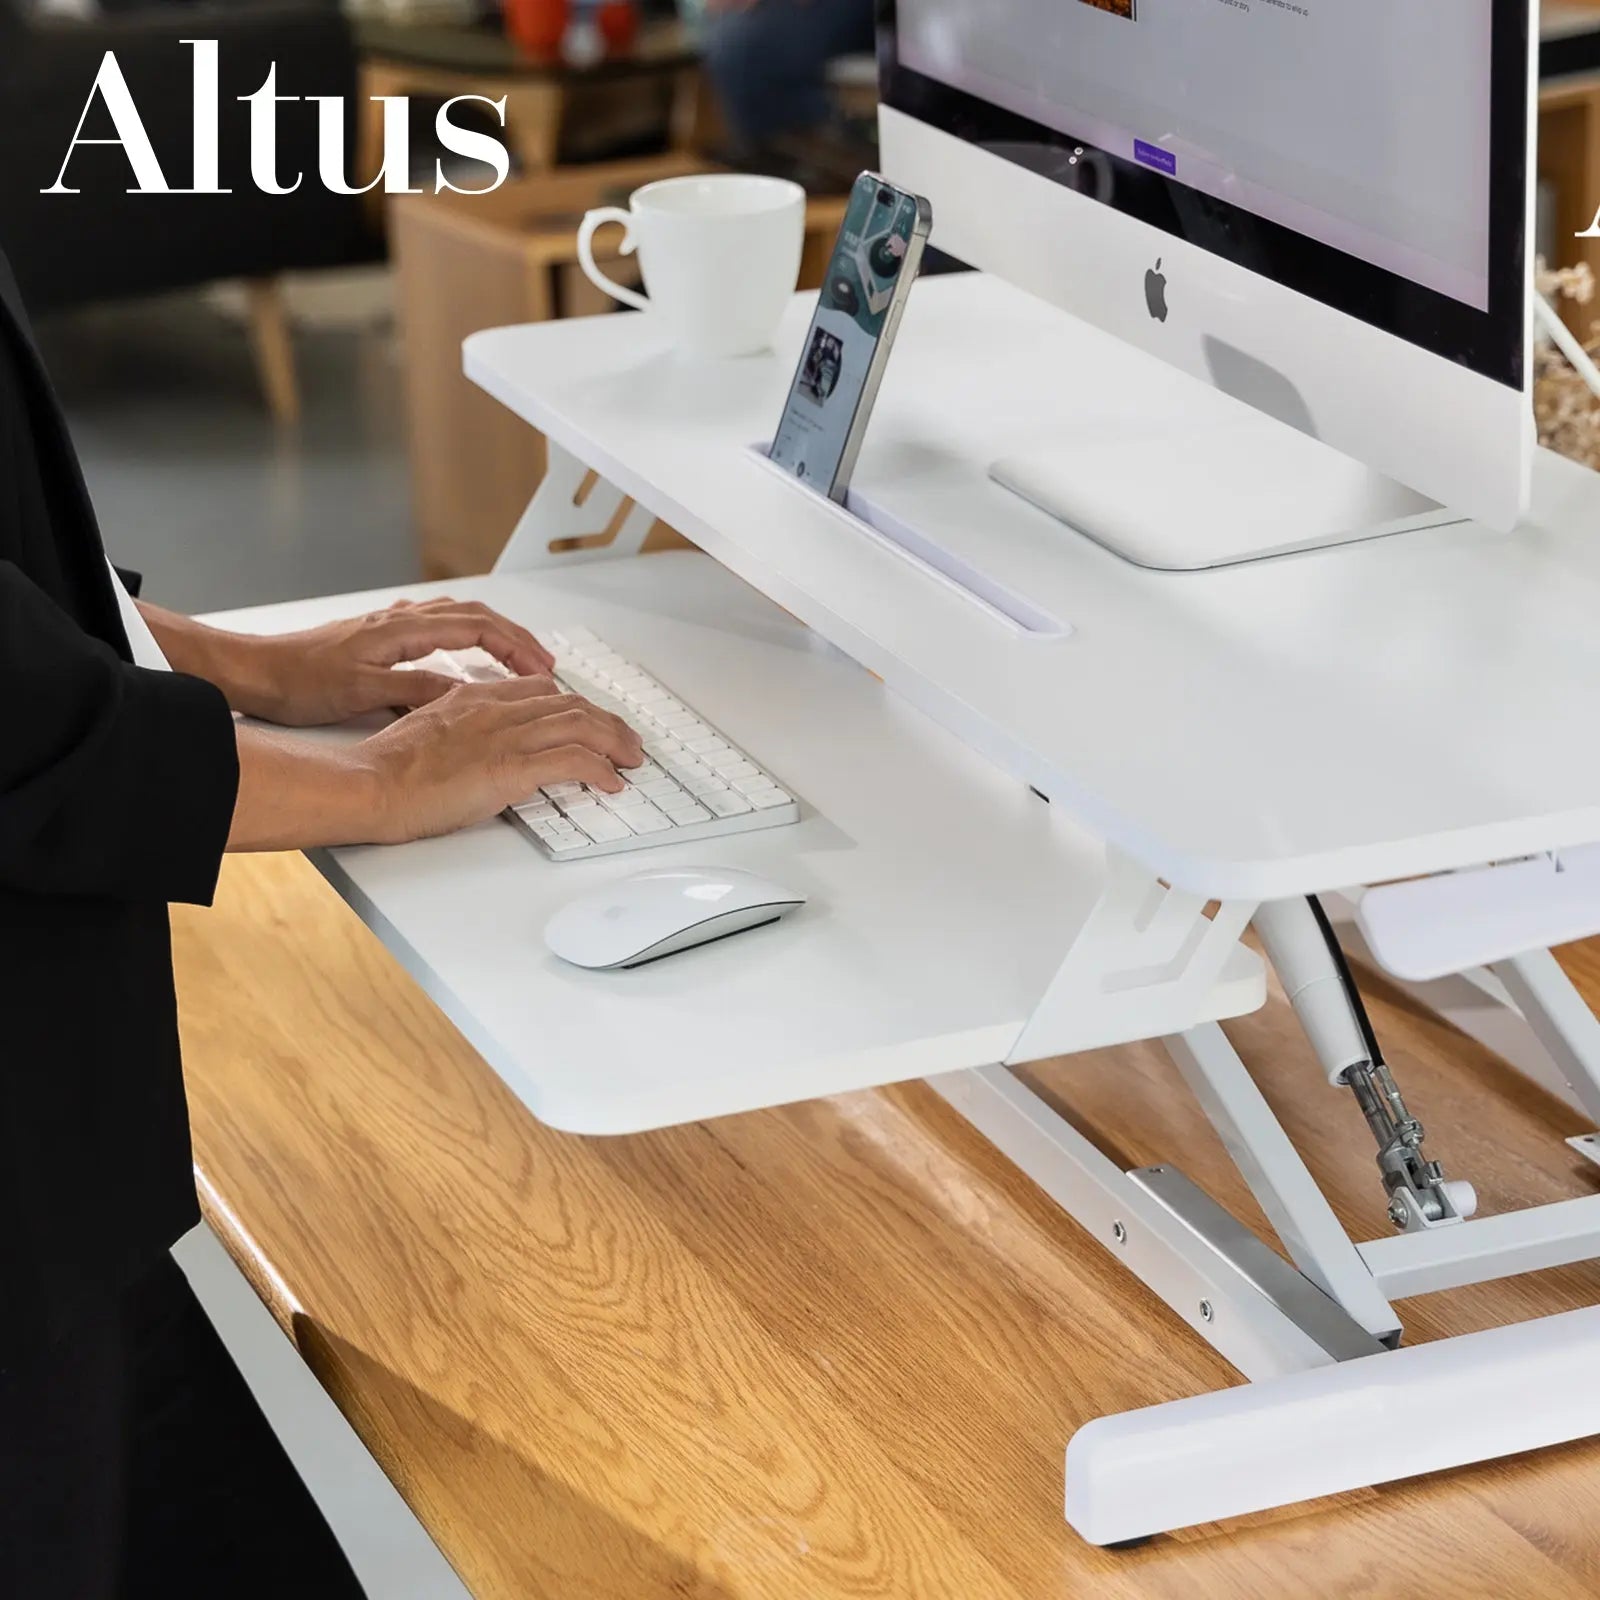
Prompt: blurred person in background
<box><xmin>0</xmin><ymin>241</ymin><xmax>643</xmax><ymax>1598</ymax></box>
<box><xmin>698</xmin><ymin>0</ymin><xmax>875</xmax><ymax>160</ymax></box>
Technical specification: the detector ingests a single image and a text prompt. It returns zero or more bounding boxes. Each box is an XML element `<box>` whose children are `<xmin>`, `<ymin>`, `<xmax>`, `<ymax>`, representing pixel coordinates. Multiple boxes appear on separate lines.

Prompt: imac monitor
<box><xmin>878</xmin><ymin>0</ymin><xmax>1535</xmax><ymax>568</ymax></box>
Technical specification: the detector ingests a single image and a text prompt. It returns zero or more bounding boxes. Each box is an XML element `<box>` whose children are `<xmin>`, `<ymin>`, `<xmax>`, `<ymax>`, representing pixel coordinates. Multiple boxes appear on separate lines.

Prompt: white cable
<box><xmin>1535</xmin><ymin>291</ymin><xmax>1600</xmax><ymax>402</ymax></box>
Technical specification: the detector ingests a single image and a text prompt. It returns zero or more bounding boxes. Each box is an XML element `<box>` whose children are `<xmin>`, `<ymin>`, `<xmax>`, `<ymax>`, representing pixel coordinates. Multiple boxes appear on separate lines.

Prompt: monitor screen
<box><xmin>895</xmin><ymin>0</ymin><xmax>1493</xmax><ymax>310</ymax></box>
<box><xmin>881</xmin><ymin>0</ymin><xmax>1529</xmax><ymax>386</ymax></box>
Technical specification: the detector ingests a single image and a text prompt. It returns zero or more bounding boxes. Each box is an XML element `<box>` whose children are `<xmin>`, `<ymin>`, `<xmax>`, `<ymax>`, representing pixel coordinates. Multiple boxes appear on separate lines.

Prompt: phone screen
<box><xmin>769</xmin><ymin>177</ymin><xmax>923</xmax><ymax>495</ymax></box>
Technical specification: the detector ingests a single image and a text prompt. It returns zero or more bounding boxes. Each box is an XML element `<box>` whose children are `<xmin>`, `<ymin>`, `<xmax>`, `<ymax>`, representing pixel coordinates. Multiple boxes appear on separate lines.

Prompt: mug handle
<box><xmin>577</xmin><ymin>207</ymin><xmax>649</xmax><ymax>311</ymax></box>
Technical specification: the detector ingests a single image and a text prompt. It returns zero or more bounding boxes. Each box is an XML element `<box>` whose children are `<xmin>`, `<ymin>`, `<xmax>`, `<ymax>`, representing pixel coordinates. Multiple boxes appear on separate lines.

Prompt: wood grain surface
<box><xmin>173</xmin><ymin>853</ymin><xmax>1600</xmax><ymax>1599</ymax></box>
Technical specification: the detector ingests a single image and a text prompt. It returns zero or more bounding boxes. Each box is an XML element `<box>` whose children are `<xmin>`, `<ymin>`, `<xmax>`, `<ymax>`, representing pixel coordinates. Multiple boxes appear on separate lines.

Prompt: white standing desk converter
<box><xmin>210</xmin><ymin>272</ymin><xmax>1600</xmax><ymax>1548</ymax></box>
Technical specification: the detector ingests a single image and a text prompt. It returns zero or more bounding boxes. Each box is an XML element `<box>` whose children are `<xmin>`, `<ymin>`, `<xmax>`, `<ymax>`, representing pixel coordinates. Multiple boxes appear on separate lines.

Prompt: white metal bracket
<box><xmin>1163</xmin><ymin>1024</ymin><xmax>1401</xmax><ymax>1343</ymax></box>
<box><xmin>494</xmin><ymin>441</ymin><xmax>658</xmax><ymax>575</ymax></box>
<box><xmin>1006</xmin><ymin>843</ymin><xmax>1260</xmax><ymax>1065</ymax></box>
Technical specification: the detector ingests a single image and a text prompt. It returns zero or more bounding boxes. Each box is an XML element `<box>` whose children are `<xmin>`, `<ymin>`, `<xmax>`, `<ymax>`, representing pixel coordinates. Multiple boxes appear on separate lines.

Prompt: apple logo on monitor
<box><xmin>1145</xmin><ymin>258</ymin><xmax>1169</xmax><ymax>322</ymax></box>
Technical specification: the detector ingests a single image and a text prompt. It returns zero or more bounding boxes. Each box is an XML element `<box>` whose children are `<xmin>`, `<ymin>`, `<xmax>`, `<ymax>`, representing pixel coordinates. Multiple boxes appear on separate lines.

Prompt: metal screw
<box><xmin>1198</xmin><ymin>1300</ymin><xmax>1214</xmax><ymax>1323</ymax></box>
<box><xmin>1112</xmin><ymin>1221</ymin><xmax>1127</xmax><ymax>1246</ymax></box>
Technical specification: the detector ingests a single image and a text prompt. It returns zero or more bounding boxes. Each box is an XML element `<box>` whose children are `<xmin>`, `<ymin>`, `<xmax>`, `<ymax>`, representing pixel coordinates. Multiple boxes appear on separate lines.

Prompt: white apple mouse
<box><xmin>544</xmin><ymin>867</ymin><xmax>806</xmax><ymax>970</ymax></box>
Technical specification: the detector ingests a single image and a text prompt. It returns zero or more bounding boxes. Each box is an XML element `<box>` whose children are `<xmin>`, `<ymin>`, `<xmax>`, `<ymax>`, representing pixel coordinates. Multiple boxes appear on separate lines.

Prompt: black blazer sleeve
<box><xmin>0</xmin><ymin>560</ymin><xmax>239</xmax><ymax>904</ymax></box>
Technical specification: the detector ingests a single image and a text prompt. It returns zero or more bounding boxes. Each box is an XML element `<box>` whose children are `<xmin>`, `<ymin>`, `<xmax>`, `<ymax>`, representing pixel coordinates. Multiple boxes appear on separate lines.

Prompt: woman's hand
<box><xmin>228</xmin><ymin>677</ymin><xmax>645</xmax><ymax>851</ymax></box>
<box><xmin>143</xmin><ymin>596</ymin><xmax>559</xmax><ymax>727</ymax></box>
<box><xmin>360</xmin><ymin>677</ymin><xmax>644</xmax><ymax>843</ymax></box>
<box><xmin>237</xmin><ymin>598</ymin><xmax>559</xmax><ymax>726</ymax></box>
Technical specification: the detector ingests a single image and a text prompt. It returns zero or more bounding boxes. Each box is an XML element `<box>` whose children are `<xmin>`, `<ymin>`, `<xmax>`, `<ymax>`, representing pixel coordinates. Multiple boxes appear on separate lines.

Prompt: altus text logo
<box><xmin>42</xmin><ymin>40</ymin><xmax>509</xmax><ymax>197</ymax></box>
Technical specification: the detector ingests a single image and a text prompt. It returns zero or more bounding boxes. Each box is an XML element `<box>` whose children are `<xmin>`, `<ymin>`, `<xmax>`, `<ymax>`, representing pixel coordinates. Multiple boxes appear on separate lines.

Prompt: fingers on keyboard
<box><xmin>500</xmin><ymin>628</ymin><xmax>800</xmax><ymax>858</ymax></box>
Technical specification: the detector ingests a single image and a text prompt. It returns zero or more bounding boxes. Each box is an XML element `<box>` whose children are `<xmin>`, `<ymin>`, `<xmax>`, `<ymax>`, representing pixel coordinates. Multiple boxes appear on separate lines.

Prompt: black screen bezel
<box><xmin>877</xmin><ymin>0</ymin><xmax>1529</xmax><ymax>390</ymax></box>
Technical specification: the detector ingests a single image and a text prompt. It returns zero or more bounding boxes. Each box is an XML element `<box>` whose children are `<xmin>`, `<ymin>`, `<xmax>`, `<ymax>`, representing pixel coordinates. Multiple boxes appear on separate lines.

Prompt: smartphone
<box><xmin>768</xmin><ymin>173</ymin><xmax>932</xmax><ymax>501</ymax></box>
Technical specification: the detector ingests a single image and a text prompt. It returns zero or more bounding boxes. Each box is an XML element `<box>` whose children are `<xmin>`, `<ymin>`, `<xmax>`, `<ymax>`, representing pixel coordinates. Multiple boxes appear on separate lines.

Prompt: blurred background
<box><xmin>0</xmin><ymin>0</ymin><xmax>878</xmax><ymax>612</ymax></box>
<box><xmin>7</xmin><ymin>0</ymin><xmax>1600</xmax><ymax>615</ymax></box>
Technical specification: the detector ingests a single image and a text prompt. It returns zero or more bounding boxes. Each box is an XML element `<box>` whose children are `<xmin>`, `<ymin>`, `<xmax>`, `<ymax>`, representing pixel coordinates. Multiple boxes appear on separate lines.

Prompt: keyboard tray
<box><xmin>207</xmin><ymin>554</ymin><xmax>1262</xmax><ymax>1135</ymax></box>
<box><xmin>1358</xmin><ymin>847</ymin><xmax>1600</xmax><ymax>981</ymax></box>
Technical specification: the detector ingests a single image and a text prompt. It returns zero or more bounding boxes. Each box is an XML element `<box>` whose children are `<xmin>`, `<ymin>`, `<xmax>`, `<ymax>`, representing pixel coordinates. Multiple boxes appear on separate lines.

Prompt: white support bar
<box><xmin>927</xmin><ymin>1065</ymin><xmax>1359</xmax><ymax>1382</ymax></box>
<box><xmin>1164</xmin><ymin>1025</ymin><xmax>1401</xmax><ymax>1343</ymax></box>
<box><xmin>1492</xmin><ymin>949</ymin><xmax>1600</xmax><ymax>1129</ymax></box>
<box><xmin>1065</xmin><ymin>1303</ymin><xmax>1600</xmax><ymax>1545</ymax></box>
<box><xmin>1358</xmin><ymin>1191</ymin><xmax>1600</xmax><ymax>1298</ymax></box>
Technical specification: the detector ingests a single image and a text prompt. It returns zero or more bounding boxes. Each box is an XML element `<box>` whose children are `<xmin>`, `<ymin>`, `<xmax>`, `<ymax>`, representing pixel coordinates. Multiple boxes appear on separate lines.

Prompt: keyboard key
<box><xmin>662</xmin><ymin>800</ymin><xmax>711</xmax><ymax>825</ymax></box>
<box><xmin>575</xmin><ymin>809</ymin><xmax>634</xmax><ymax>843</ymax></box>
<box><xmin>703</xmin><ymin>790</ymin><xmax>753</xmax><ymax>818</ymax></box>
<box><xmin>718</xmin><ymin>759</ymin><xmax>760</xmax><ymax>780</ymax></box>
<box><xmin>686</xmin><ymin>776</ymin><xmax>728</xmax><ymax>799</ymax></box>
<box><xmin>644</xmin><ymin>739</ymin><xmax>682</xmax><ymax>760</ymax></box>
<box><xmin>627</xmin><ymin>807</ymin><xmax>673</xmax><ymax>835</ymax></box>
<box><xmin>539</xmin><ymin>828</ymin><xmax>590</xmax><ymax>854</ymax></box>
<box><xmin>685</xmin><ymin>736</ymin><xmax>729</xmax><ymax>755</ymax></box>
<box><xmin>730</xmin><ymin>775</ymin><xmax>773</xmax><ymax>797</ymax></box>
<box><xmin>709</xmin><ymin>752</ymin><xmax>753</xmax><ymax>775</ymax></box>
<box><xmin>747</xmin><ymin>786</ymin><xmax>792</xmax><ymax>810</ymax></box>
<box><xmin>559</xmin><ymin>800</ymin><xmax>605</xmax><ymax>826</ymax></box>
<box><xmin>602</xmin><ymin>789</ymin><xmax>651</xmax><ymax>813</ymax></box>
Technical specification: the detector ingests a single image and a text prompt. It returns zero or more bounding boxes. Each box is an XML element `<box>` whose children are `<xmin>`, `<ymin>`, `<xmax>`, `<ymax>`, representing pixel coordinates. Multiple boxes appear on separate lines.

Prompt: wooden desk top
<box><xmin>175</xmin><ymin>853</ymin><xmax>1600</xmax><ymax>1598</ymax></box>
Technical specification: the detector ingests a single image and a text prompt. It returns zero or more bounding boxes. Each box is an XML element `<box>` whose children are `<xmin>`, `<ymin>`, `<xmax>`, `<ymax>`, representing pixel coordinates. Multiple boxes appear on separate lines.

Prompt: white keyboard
<box><xmin>403</xmin><ymin>628</ymin><xmax>801</xmax><ymax>860</ymax></box>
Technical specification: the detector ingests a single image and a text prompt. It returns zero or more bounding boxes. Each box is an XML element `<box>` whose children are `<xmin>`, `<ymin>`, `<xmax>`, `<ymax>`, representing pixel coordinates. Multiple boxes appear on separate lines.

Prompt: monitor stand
<box><xmin>989</xmin><ymin>408</ymin><xmax>1467</xmax><ymax>571</ymax></box>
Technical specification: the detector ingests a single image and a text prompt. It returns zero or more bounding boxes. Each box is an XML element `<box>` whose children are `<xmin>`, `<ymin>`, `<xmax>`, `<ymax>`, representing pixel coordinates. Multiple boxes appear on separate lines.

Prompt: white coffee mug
<box><xmin>577</xmin><ymin>174</ymin><xmax>806</xmax><ymax>358</ymax></box>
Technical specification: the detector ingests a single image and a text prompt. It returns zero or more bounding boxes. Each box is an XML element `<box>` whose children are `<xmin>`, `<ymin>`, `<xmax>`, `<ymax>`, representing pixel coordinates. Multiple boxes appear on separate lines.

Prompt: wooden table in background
<box><xmin>356</xmin><ymin>17</ymin><xmax>704</xmax><ymax>187</ymax></box>
<box><xmin>175</xmin><ymin>850</ymin><xmax>1600</xmax><ymax>1599</ymax></box>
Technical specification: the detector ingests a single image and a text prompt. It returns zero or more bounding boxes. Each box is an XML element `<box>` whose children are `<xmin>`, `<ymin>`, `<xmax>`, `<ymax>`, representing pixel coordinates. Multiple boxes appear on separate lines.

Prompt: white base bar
<box><xmin>1359</xmin><ymin>1191</ymin><xmax>1600</xmax><ymax>1299</ymax></box>
<box><xmin>1065</xmin><ymin>1304</ymin><xmax>1600</xmax><ymax>1545</ymax></box>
